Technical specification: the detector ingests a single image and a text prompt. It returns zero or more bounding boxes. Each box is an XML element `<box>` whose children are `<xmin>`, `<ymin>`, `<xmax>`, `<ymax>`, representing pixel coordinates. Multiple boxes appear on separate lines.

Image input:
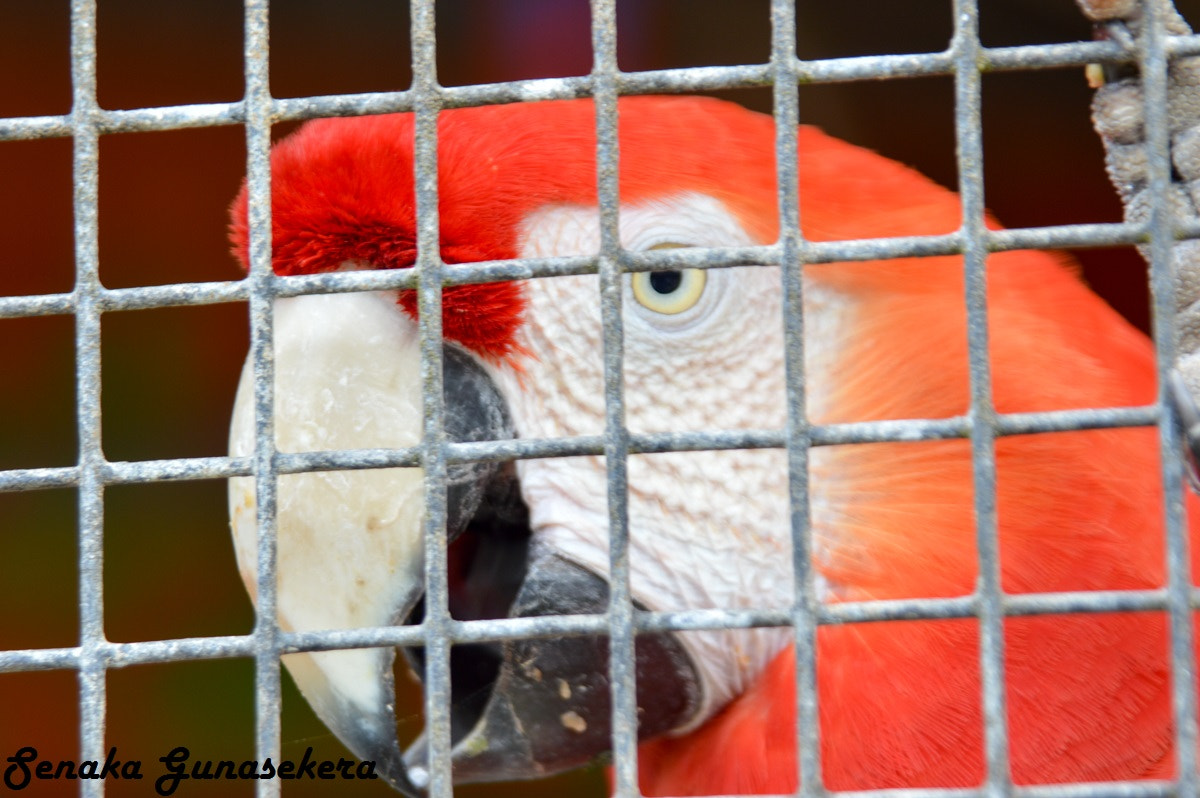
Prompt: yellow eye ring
<box><xmin>631</xmin><ymin>268</ymin><xmax>706</xmax><ymax>315</ymax></box>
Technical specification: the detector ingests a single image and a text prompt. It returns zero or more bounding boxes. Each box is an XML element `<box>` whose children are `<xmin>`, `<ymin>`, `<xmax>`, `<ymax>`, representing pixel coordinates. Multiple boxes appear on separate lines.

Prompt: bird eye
<box><xmin>631</xmin><ymin>245</ymin><xmax>706</xmax><ymax>315</ymax></box>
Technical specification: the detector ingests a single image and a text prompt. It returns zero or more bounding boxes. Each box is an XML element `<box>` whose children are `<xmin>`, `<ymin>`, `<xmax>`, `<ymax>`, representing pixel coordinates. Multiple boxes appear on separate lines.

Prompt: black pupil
<box><xmin>649</xmin><ymin>270</ymin><xmax>683</xmax><ymax>295</ymax></box>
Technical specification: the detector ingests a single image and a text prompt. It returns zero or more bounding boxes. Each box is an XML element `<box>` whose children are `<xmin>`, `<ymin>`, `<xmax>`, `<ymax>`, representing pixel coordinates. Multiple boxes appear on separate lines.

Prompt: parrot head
<box><xmin>227</xmin><ymin>96</ymin><xmax>1185</xmax><ymax>795</ymax></box>
<box><xmin>227</xmin><ymin>96</ymin><xmax>800</xmax><ymax>792</ymax></box>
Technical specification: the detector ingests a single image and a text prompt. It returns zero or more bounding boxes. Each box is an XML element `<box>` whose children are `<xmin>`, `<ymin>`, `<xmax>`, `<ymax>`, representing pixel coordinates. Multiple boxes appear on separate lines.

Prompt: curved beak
<box><xmin>230</xmin><ymin>291</ymin><xmax>703</xmax><ymax>793</ymax></box>
<box><xmin>229</xmin><ymin>293</ymin><xmax>514</xmax><ymax>796</ymax></box>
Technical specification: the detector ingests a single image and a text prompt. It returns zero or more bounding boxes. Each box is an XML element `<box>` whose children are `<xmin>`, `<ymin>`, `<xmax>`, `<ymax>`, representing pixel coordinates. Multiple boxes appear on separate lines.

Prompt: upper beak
<box><xmin>230</xmin><ymin>291</ymin><xmax>702</xmax><ymax>794</ymax></box>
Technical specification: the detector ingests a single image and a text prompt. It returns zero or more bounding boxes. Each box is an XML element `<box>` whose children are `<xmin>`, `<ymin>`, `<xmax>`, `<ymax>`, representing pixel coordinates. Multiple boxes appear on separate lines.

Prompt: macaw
<box><xmin>225</xmin><ymin>94</ymin><xmax>1200</xmax><ymax>796</ymax></box>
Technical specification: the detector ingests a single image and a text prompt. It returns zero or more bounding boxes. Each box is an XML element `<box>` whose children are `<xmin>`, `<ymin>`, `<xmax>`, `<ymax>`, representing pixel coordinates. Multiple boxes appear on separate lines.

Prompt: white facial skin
<box><xmin>491</xmin><ymin>193</ymin><xmax>851</xmax><ymax>727</ymax></box>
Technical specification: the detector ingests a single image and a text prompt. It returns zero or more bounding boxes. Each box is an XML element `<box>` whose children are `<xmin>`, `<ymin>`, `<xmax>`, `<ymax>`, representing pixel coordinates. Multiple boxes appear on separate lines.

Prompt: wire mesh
<box><xmin>1</xmin><ymin>2</ymin><xmax>1199</xmax><ymax>798</ymax></box>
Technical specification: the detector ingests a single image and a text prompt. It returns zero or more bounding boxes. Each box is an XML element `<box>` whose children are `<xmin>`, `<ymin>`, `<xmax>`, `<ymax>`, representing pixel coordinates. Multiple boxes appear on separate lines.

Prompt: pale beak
<box><xmin>228</xmin><ymin>291</ymin><xmax>516</xmax><ymax>795</ymax></box>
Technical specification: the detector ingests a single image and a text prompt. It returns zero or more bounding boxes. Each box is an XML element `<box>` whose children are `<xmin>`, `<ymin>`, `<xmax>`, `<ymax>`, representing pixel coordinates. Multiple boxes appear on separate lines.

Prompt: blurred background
<box><xmin>2</xmin><ymin>1</ymin><xmax>1197</xmax><ymax>795</ymax></box>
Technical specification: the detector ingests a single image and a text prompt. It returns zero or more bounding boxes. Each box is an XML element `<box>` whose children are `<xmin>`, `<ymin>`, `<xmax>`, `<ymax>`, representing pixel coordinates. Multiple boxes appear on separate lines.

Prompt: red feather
<box><xmin>229</xmin><ymin>97</ymin><xmax>777</xmax><ymax>361</ymax></box>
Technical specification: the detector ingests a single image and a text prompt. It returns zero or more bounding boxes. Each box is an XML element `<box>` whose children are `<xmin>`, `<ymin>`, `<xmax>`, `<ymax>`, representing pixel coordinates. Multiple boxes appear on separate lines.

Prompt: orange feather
<box><xmin>639</xmin><ymin>105</ymin><xmax>1198</xmax><ymax>795</ymax></box>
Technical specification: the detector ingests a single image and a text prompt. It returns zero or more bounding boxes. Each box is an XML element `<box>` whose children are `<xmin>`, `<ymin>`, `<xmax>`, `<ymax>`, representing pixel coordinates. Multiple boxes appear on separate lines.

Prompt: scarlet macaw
<box><xmin>227</xmin><ymin>91</ymin><xmax>1199</xmax><ymax>795</ymax></box>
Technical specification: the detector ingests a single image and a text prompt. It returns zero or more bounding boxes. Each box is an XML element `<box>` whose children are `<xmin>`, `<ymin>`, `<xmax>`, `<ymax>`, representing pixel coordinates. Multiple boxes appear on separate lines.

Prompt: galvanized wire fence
<box><xmin>2</xmin><ymin>1</ymin><xmax>1200</xmax><ymax>797</ymax></box>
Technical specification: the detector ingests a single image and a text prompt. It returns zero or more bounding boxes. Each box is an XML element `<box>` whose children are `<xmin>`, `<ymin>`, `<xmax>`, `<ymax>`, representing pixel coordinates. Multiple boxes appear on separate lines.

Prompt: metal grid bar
<box><xmin>14</xmin><ymin>214</ymin><xmax>1200</xmax><ymax>322</ymax></box>
<box><xmin>241</xmin><ymin>1</ymin><xmax>285</xmax><ymax>796</ymax></box>
<box><xmin>586</xmin><ymin>0</ymin><xmax>641</xmax><ymax>795</ymax></box>
<box><xmin>14</xmin><ymin>217</ymin><xmax>1200</xmax><ymax>322</ymax></box>
<box><xmin>1142</xmin><ymin>2</ymin><xmax>1200</xmax><ymax>796</ymax></box>
<box><xmin>1</xmin><ymin>2</ymin><xmax>1198</xmax><ymax>798</ymax></box>
<box><xmin>0</xmin><ymin>403</ymin><xmax>1168</xmax><ymax>497</ymax></box>
<box><xmin>5</xmin><ymin>582</ymin><xmax>1199</xmax><ymax>674</ymax></box>
<box><xmin>951</xmin><ymin>1</ymin><xmax>1012</xmax><ymax>794</ymax></box>
<box><xmin>770</xmin><ymin>0</ymin><xmax>821</xmax><ymax>793</ymax></box>
<box><xmin>14</xmin><ymin>31</ymin><xmax>1200</xmax><ymax>145</ymax></box>
<box><xmin>408</xmin><ymin>2</ymin><xmax>455</xmax><ymax>796</ymax></box>
<box><xmin>68</xmin><ymin>3</ymin><xmax>107</xmax><ymax>798</ymax></box>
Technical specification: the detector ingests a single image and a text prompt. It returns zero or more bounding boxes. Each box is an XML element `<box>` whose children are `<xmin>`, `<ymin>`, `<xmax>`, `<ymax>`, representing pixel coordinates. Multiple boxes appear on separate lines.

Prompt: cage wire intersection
<box><xmin>1</xmin><ymin>1</ymin><xmax>1200</xmax><ymax>797</ymax></box>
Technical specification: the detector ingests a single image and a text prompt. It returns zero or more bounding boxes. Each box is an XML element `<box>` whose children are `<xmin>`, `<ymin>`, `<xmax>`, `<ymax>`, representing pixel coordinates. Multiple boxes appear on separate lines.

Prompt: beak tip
<box><xmin>374</xmin><ymin>753</ymin><xmax>425</xmax><ymax>798</ymax></box>
<box><xmin>284</xmin><ymin>649</ymin><xmax>426</xmax><ymax>796</ymax></box>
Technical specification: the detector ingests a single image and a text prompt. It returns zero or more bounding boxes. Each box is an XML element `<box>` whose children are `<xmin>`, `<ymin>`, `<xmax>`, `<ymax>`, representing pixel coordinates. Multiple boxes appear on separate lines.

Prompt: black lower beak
<box><xmin>402</xmin><ymin>546</ymin><xmax>702</xmax><ymax>784</ymax></box>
